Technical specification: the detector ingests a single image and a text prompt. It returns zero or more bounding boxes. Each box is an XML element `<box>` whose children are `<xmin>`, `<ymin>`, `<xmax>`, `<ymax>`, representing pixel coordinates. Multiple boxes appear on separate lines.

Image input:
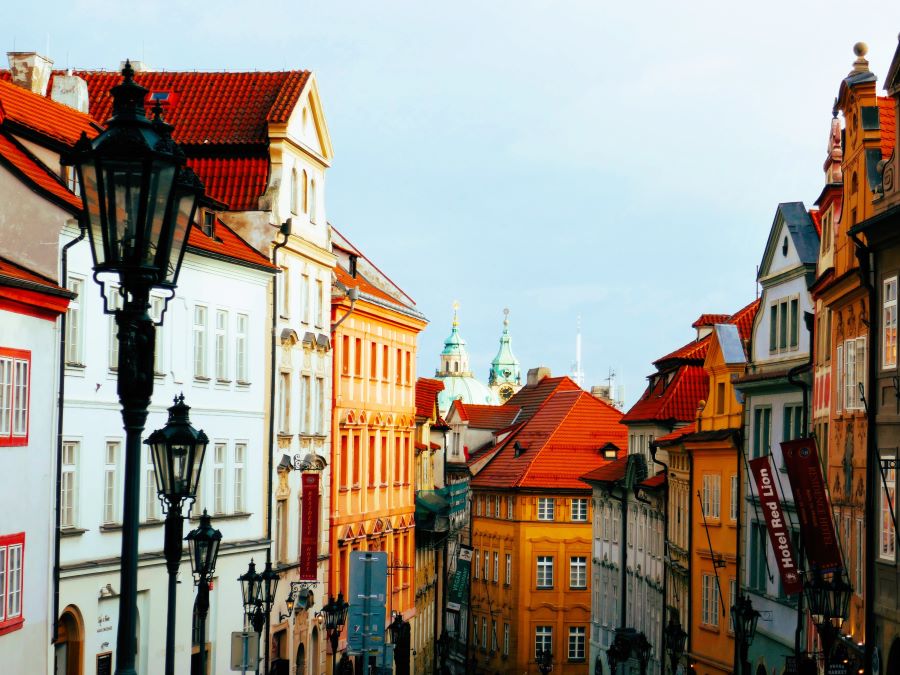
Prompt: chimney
<box><xmin>7</xmin><ymin>52</ymin><xmax>53</xmax><ymax>96</ymax></box>
<box><xmin>51</xmin><ymin>70</ymin><xmax>90</xmax><ymax>113</ymax></box>
<box><xmin>526</xmin><ymin>366</ymin><xmax>552</xmax><ymax>386</ymax></box>
<box><xmin>121</xmin><ymin>60</ymin><xmax>152</xmax><ymax>73</ymax></box>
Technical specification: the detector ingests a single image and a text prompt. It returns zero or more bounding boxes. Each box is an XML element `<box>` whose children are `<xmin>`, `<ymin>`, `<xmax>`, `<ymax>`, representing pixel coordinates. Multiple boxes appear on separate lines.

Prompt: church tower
<box><xmin>435</xmin><ymin>302</ymin><xmax>497</xmax><ymax>414</ymax></box>
<box><xmin>488</xmin><ymin>308</ymin><xmax>522</xmax><ymax>402</ymax></box>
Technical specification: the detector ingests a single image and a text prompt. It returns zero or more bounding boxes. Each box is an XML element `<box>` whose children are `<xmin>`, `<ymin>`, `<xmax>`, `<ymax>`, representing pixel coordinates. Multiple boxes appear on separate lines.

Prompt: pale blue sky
<box><xmin>6</xmin><ymin>1</ymin><xmax>900</xmax><ymax>406</ymax></box>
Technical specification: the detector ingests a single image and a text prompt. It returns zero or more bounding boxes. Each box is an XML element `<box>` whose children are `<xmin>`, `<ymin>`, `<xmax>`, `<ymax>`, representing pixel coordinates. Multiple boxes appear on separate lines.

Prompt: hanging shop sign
<box><xmin>299</xmin><ymin>473</ymin><xmax>320</xmax><ymax>580</ymax></box>
<box><xmin>447</xmin><ymin>544</ymin><xmax>473</xmax><ymax>612</ymax></box>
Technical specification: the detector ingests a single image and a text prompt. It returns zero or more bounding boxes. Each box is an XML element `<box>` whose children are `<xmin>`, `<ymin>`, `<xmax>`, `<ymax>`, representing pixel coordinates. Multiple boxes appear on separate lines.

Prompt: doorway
<box><xmin>55</xmin><ymin>607</ymin><xmax>84</xmax><ymax>675</ymax></box>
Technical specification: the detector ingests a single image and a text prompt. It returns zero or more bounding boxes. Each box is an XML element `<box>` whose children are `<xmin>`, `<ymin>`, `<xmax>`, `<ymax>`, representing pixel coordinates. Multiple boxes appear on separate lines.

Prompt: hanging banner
<box><xmin>749</xmin><ymin>456</ymin><xmax>803</xmax><ymax>595</ymax></box>
<box><xmin>447</xmin><ymin>544</ymin><xmax>472</xmax><ymax>612</ymax></box>
<box><xmin>299</xmin><ymin>473</ymin><xmax>320</xmax><ymax>580</ymax></box>
<box><xmin>781</xmin><ymin>438</ymin><xmax>843</xmax><ymax>573</ymax></box>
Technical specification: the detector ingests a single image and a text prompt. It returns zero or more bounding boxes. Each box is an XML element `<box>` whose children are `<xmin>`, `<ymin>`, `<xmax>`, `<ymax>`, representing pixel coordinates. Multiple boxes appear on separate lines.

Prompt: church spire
<box><xmin>438</xmin><ymin>301</ymin><xmax>471</xmax><ymax>376</ymax></box>
<box><xmin>489</xmin><ymin>308</ymin><xmax>521</xmax><ymax>401</ymax></box>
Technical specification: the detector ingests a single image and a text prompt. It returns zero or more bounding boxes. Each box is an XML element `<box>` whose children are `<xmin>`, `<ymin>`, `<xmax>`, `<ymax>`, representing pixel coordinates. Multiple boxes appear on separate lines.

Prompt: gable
<box><xmin>758</xmin><ymin>202</ymin><xmax>819</xmax><ymax>282</ymax></box>
<box><xmin>284</xmin><ymin>75</ymin><xmax>332</xmax><ymax>162</ymax></box>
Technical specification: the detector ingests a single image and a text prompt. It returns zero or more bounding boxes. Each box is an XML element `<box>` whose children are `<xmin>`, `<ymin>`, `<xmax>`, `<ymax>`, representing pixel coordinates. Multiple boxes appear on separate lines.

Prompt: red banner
<box><xmin>781</xmin><ymin>438</ymin><xmax>843</xmax><ymax>573</ymax></box>
<box><xmin>749</xmin><ymin>456</ymin><xmax>803</xmax><ymax>594</ymax></box>
<box><xmin>299</xmin><ymin>473</ymin><xmax>320</xmax><ymax>580</ymax></box>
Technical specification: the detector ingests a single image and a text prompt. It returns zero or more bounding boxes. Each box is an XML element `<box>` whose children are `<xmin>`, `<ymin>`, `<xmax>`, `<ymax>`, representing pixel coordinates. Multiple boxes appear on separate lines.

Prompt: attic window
<box><xmin>782</xmin><ymin>236</ymin><xmax>789</xmax><ymax>257</ymax></box>
<box><xmin>201</xmin><ymin>210</ymin><xmax>216</xmax><ymax>237</ymax></box>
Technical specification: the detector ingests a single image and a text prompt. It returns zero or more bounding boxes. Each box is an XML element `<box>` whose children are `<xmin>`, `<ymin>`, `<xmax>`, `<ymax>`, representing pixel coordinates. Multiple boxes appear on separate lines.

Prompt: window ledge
<box><xmin>215</xmin><ymin>379</ymin><xmax>232</xmax><ymax>385</ymax></box>
<box><xmin>236</xmin><ymin>380</ymin><xmax>251</xmax><ymax>387</ymax></box>
<box><xmin>0</xmin><ymin>617</ymin><xmax>24</xmax><ymax>636</ymax></box>
<box><xmin>698</xmin><ymin>624</ymin><xmax>720</xmax><ymax>634</ymax></box>
<box><xmin>194</xmin><ymin>376</ymin><xmax>210</xmax><ymax>383</ymax></box>
<box><xmin>189</xmin><ymin>511</ymin><xmax>251</xmax><ymax>523</ymax></box>
<box><xmin>60</xmin><ymin>527</ymin><xmax>88</xmax><ymax>537</ymax></box>
<box><xmin>536</xmin><ymin>586</ymin><xmax>553</xmax><ymax>591</ymax></box>
<box><xmin>339</xmin><ymin>487</ymin><xmax>349</xmax><ymax>493</ymax></box>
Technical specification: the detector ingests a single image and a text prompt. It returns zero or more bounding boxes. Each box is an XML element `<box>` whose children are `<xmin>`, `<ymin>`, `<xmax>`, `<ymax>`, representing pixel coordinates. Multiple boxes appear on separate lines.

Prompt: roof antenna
<box><xmin>571</xmin><ymin>315</ymin><xmax>585</xmax><ymax>388</ymax></box>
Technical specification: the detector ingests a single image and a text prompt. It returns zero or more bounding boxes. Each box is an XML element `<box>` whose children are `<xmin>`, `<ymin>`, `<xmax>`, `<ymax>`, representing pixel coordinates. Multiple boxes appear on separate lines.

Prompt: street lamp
<box><xmin>320</xmin><ymin>593</ymin><xmax>349</xmax><ymax>674</ymax></box>
<box><xmin>537</xmin><ymin>648</ymin><xmax>553</xmax><ymax>675</ymax></box>
<box><xmin>145</xmin><ymin>394</ymin><xmax>209</xmax><ymax>675</ymax></box>
<box><xmin>185</xmin><ymin>511</ymin><xmax>221</xmax><ymax>675</ymax></box>
<box><xmin>608</xmin><ymin>628</ymin><xmax>652</xmax><ymax>675</ymax></box>
<box><xmin>256</xmin><ymin>561</ymin><xmax>279</xmax><ymax>674</ymax></box>
<box><xmin>730</xmin><ymin>594</ymin><xmax>760</xmax><ymax>675</ymax></box>
<box><xmin>664</xmin><ymin>615</ymin><xmax>687</xmax><ymax>674</ymax></box>
<box><xmin>64</xmin><ymin>60</ymin><xmax>203</xmax><ymax>675</ymax></box>
<box><xmin>804</xmin><ymin>570</ymin><xmax>852</xmax><ymax>670</ymax></box>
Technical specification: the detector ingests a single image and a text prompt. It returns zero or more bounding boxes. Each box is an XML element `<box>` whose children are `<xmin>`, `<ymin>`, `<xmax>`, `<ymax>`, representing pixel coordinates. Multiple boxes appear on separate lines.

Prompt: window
<box><xmin>783</xmin><ymin>404</ymin><xmax>803</xmax><ymax>441</ymax></box>
<box><xmin>880</xmin><ymin>456</ymin><xmax>896</xmax><ymax>561</ymax></box>
<box><xmin>275</xmin><ymin>499</ymin><xmax>287</xmax><ymax>563</ymax></box>
<box><xmin>729</xmin><ymin>578</ymin><xmax>737</xmax><ymax>633</ymax></box>
<box><xmin>214</xmin><ymin>443</ymin><xmax>226</xmax><ymax>514</ymax></box>
<box><xmin>0</xmin><ymin>350</ymin><xmax>29</xmax><ymax>445</ymax></box>
<box><xmin>396</xmin><ymin>347</ymin><xmax>402</xmax><ymax>384</ymax></box>
<box><xmin>491</xmin><ymin>620</ymin><xmax>498</xmax><ymax>652</ymax></box>
<box><xmin>309</xmin><ymin>178</ymin><xmax>318</xmax><ymax>224</ymax></box>
<box><xmin>107</xmin><ymin>287</ymin><xmax>124</xmax><ymax>370</ymax></box>
<box><xmin>150</xmin><ymin>295</ymin><xmax>165</xmax><ymax>374</ymax></box>
<box><xmin>215</xmin><ymin>309</ymin><xmax>229</xmax><ymax>381</ymax></box>
<box><xmin>857</xmin><ymin>518</ymin><xmax>864</xmax><ymax>593</ymax></box>
<box><xmin>474</xmin><ymin>550</ymin><xmax>480</xmax><ymax>579</ymax></box>
<box><xmin>302</xmin><ymin>375</ymin><xmax>311</xmax><ymax>434</ymax></box>
<box><xmin>538</xmin><ymin>498</ymin><xmax>555</xmax><ymax>521</ymax></box>
<box><xmin>570</xmin><ymin>556</ymin><xmax>587</xmax><ymax>589</ymax></box>
<box><xmin>505</xmin><ymin>553</ymin><xmax>511</xmax><ymax>584</ymax></box>
<box><xmin>568</xmin><ymin>626</ymin><xmax>586</xmax><ymax>661</ymax></box>
<box><xmin>236</xmin><ymin>314</ymin><xmax>249</xmax><ymax>382</ymax></box>
<box><xmin>885</xmin><ymin>277</ymin><xmax>898</xmax><ymax>368</ymax></box>
<box><xmin>0</xmin><ymin>533</ymin><xmax>24</xmax><ymax>633</ymax></box>
<box><xmin>201</xmin><ymin>209</ymin><xmax>216</xmax><ymax>237</ymax></box>
<box><xmin>103</xmin><ymin>441</ymin><xmax>120</xmax><ymax>524</ymax></box>
<box><xmin>730</xmin><ymin>474</ymin><xmax>739</xmax><ymax>521</ymax></box>
<box><xmin>316</xmin><ymin>377</ymin><xmax>325</xmax><ymax>435</ymax></box>
<box><xmin>769</xmin><ymin>297</ymin><xmax>800</xmax><ymax>353</ymax></box>
<box><xmin>61</xmin><ymin>441</ymin><xmax>78</xmax><ymax>528</ymax></box>
<box><xmin>507</xmin><ymin>497</ymin><xmax>514</xmax><ymax>519</ymax></box>
<box><xmin>279</xmin><ymin>372</ymin><xmax>291</xmax><ymax>434</ymax></box>
<box><xmin>483</xmin><ymin>550</ymin><xmax>489</xmax><ymax>580</ymax></box>
<box><xmin>367</xmin><ymin>436</ymin><xmax>376</xmax><ymax>487</ymax></box>
<box><xmin>382</xmin><ymin>345</ymin><xmax>389</xmax><ymax>379</ymax></box>
<box><xmin>493</xmin><ymin>552</ymin><xmax>499</xmax><ymax>582</ymax></box>
<box><xmin>749</xmin><ymin>522</ymin><xmax>767</xmax><ymax>592</ymax></box>
<box><xmin>315</xmin><ymin>279</ymin><xmax>324</xmax><ymax>327</ymax></box>
<box><xmin>715</xmin><ymin>381</ymin><xmax>726</xmax><ymax>415</ymax></box>
<box><xmin>503</xmin><ymin>623</ymin><xmax>510</xmax><ymax>656</ymax></box>
<box><xmin>290</xmin><ymin>168</ymin><xmax>299</xmax><ymax>214</ymax></box>
<box><xmin>843</xmin><ymin>337</ymin><xmax>867</xmax><ymax>410</ymax></box>
<box><xmin>481</xmin><ymin>617</ymin><xmax>487</xmax><ymax>651</ymax></box>
<box><xmin>280</xmin><ymin>266</ymin><xmax>290</xmax><ymax>317</ymax></box>
<box><xmin>836</xmin><ymin>344</ymin><xmax>844</xmax><ymax>413</ymax></box>
<box><xmin>536</xmin><ymin>556</ymin><xmax>554</xmax><ymax>588</ymax></box>
<box><xmin>234</xmin><ymin>443</ymin><xmax>246</xmax><ymax>513</ymax></box>
<box><xmin>65</xmin><ymin>277</ymin><xmax>83</xmax><ymax>365</ymax></box>
<box><xmin>370</xmin><ymin>342</ymin><xmax>377</xmax><ymax>378</ymax></box>
<box><xmin>355</xmin><ymin>339</ymin><xmax>363</xmax><ymax>377</ymax></box>
<box><xmin>571</xmin><ymin>498</ymin><xmax>588</xmax><ymax>522</ymax></box>
<box><xmin>301</xmin><ymin>170</ymin><xmax>309</xmax><ymax>213</ymax></box>
<box><xmin>701</xmin><ymin>573</ymin><xmax>719</xmax><ymax>627</ymax></box>
<box><xmin>146</xmin><ymin>445</ymin><xmax>159</xmax><ymax>521</ymax></box>
<box><xmin>494</xmin><ymin>495</ymin><xmax>501</xmax><ymax>518</ymax></box>
<box><xmin>193</xmin><ymin>305</ymin><xmax>208</xmax><ymax>378</ymax></box>
<box><xmin>702</xmin><ymin>474</ymin><xmax>721</xmax><ymax>519</ymax></box>
<box><xmin>752</xmin><ymin>407</ymin><xmax>771</xmax><ymax>459</ymax></box>
<box><xmin>534</xmin><ymin>626</ymin><xmax>552</xmax><ymax>660</ymax></box>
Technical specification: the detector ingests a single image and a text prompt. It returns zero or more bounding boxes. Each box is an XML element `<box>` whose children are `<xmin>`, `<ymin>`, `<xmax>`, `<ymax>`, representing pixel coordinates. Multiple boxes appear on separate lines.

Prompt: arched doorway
<box><xmin>296</xmin><ymin>643</ymin><xmax>306</xmax><ymax>675</ymax></box>
<box><xmin>55</xmin><ymin>607</ymin><xmax>84</xmax><ymax>675</ymax></box>
<box><xmin>886</xmin><ymin>638</ymin><xmax>900</xmax><ymax>675</ymax></box>
<box><xmin>309</xmin><ymin>627</ymin><xmax>319</xmax><ymax>675</ymax></box>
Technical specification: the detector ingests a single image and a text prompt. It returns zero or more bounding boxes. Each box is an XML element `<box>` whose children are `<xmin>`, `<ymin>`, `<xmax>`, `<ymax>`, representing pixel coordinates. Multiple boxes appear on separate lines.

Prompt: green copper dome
<box><xmin>488</xmin><ymin>308</ymin><xmax>520</xmax><ymax>386</ymax></box>
<box><xmin>435</xmin><ymin>302</ymin><xmax>498</xmax><ymax>414</ymax></box>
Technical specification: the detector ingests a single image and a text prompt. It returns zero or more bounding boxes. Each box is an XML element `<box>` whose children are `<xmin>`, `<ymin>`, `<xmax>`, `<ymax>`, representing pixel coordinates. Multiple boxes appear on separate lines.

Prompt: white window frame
<box><xmin>193</xmin><ymin>305</ymin><xmax>208</xmax><ymax>378</ymax></box>
<box><xmin>65</xmin><ymin>276</ymin><xmax>84</xmax><ymax>366</ymax></box>
<box><xmin>493</xmin><ymin>551</ymin><xmax>499</xmax><ymax>582</ymax></box>
<box><xmin>103</xmin><ymin>440</ymin><xmax>120</xmax><ymax>525</ymax></box>
<box><xmin>503</xmin><ymin>623</ymin><xmax>510</xmax><ymax>656</ymax></box>
<box><xmin>0</xmin><ymin>536</ymin><xmax>24</xmax><ymax>625</ymax></box>
<box><xmin>836</xmin><ymin>344</ymin><xmax>844</xmax><ymax>413</ymax></box>
<box><xmin>150</xmin><ymin>295</ymin><xmax>165</xmax><ymax>375</ymax></box>
<box><xmin>215</xmin><ymin>309</ymin><xmax>229</xmax><ymax>382</ymax></box>
<box><xmin>505</xmin><ymin>553</ymin><xmax>511</xmax><ymax>584</ymax></box>
<box><xmin>537</xmin><ymin>497</ymin><xmax>555</xmax><ymax>521</ymax></box>
<box><xmin>301</xmin><ymin>374</ymin><xmax>311</xmax><ymax>434</ymax></box>
<box><xmin>474</xmin><ymin>550</ymin><xmax>480</xmax><ymax>580</ymax></box>
<box><xmin>569</xmin><ymin>556</ymin><xmax>587</xmax><ymax>589</ymax></box>
<box><xmin>146</xmin><ymin>446</ymin><xmax>159</xmax><ymax>522</ymax></box>
<box><xmin>61</xmin><ymin>441</ymin><xmax>79</xmax><ymax>528</ymax></box>
<box><xmin>730</xmin><ymin>474</ymin><xmax>739</xmax><ymax>521</ymax></box>
<box><xmin>236</xmin><ymin>313</ymin><xmax>249</xmax><ymax>383</ymax></box>
<box><xmin>701</xmin><ymin>573</ymin><xmax>719</xmax><ymax>627</ymax></box>
<box><xmin>279</xmin><ymin>372</ymin><xmax>291</xmax><ymax>434</ymax></box>
<box><xmin>234</xmin><ymin>442</ymin><xmax>246</xmax><ymax>513</ymax></box>
<box><xmin>315</xmin><ymin>278</ymin><xmax>324</xmax><ymax>328</ymax></box>
<box><xmin>534</xmin><ymin>626</ymin><xmax>552</xmax><ymax>660</ymax></box>
<box><xmin>702</xmin><ymin>474</ymin><xmax>721</xmax><ymax>520</ymax></box>
<box><xmin>885</xmin><ymin>277</ymin><xmax>898</xmax><ymax>369</ymax></box>
<box><xmin>107</xmin><ymin>287</ymin><xmax>124</xmax><ymax>371</ymax></box>
<box><xmin>536</xmin><ymin>556</ymin><xmax>554</xmax><ymax>589</ymax></box>
<box><xmin>571</xmin><ymin>498</ymin><xmax>588</xmax><ymax>522</ymax></box>
<box><xmin>880</xmin><ymin>455</ymin><xmax>896</xmax><ymax>561</ymax></box>
<box><xmin>843</xmin><ymin>337</ymin><xmax>867</xmax><ymax>411</ymax></box>
<box><xmin>568</xmin><ymin>626</ymin><xmax>586</xmax><ymax>661</ymax></box>
<box><xmin>213</xmin><ymin>442</ymin><xmax>227</xmax><ymax>515</ymax></box>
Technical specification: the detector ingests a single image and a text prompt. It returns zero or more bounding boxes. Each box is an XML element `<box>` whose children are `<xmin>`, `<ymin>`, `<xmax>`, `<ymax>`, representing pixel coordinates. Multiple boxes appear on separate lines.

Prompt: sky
<box><xmin>7</xmin><ymin>1</ymin><xmax>900</xmax><ymax>407</ymax></box>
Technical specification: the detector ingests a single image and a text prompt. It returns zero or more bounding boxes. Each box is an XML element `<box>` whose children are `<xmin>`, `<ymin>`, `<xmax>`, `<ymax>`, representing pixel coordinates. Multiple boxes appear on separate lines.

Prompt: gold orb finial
<box><xmin>452</xmin><ymin>300</ymin><xmax>460</xmax><ymax>327</ymax></box>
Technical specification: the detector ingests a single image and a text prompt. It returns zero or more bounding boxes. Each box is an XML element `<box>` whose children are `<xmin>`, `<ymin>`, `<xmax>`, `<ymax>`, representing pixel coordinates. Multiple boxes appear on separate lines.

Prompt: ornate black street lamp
<box><xmin>664</xmin><ymin>615</ymin><xmax>687</xmax><ymax>674</ymax></box>
<box><xmin>537</xmin><ymin>648</ymin><xmax>553</xmax><ymax>675</ymax></box>
<box><xmin>804</xmin><ymin>570</ymin><xmax>852</xmax><ymax>671</ymax></box>
<box><xmin>608</xmin><ymin>628</ymin><xmax>652</xmax><ymax>675</ymax></box>
<box><xmin>320</xmin><ymin>593</ymin><xmax>349</xmax><ymax>674</ymax></box>
<box><xmin>730</xmin><ymin>594</ymin><xmax>760</xmax><ymax>675</ymax></box>
<box><xmin>64</xmin><ymin>60</ymin><xmax>203</xmax><ymax>675</ymax></box>
<box><xmin>389</xmin><ymin>613</ymin><xmax>412</xmax><ymax>675</ymax></box>
<box><xmin>239</xmin><ymin>560</ymin><xmax>263</xmax><ymax>673</ymax></box>
<box><xmin>185</xmin><ymin>511</ymin><xmax>221</xmax><ymax>675</ymax></box>
<box><xmin>255</xmin><ymin>561</ymin><xmax>279</xmax><ymax>674</ymax></box>
<box><xmin>145</xmin><ymin>394</ymin><xmax>208</xmax><ymax>675</ymax></box>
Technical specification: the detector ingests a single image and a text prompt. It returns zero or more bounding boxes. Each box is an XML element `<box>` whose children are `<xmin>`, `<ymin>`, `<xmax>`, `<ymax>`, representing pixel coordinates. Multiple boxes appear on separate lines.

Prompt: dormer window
<box><xmin>62</xmin><ymin>165</ymin><xmax>79</xmax><ymax>195</ymax></box>
<box><xmin>201</xmin><ymin>210</ymin><xmax>216</xmax><ymax>237</ymax></box>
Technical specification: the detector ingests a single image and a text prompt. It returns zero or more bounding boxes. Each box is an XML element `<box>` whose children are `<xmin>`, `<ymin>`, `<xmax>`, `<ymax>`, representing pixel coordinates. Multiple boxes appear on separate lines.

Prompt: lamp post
<box><xmin>185</xmin><ymin>511</ymin><xmax>221</xmax><ymax>675</ymax></box>
<box><xmin>664</xmin><ymin>615</ymin><xmax>687</xmax><ymax>675</ymax></box>
<box><xmin>239</xmin><ymin>560</ymin><xmax>264</xmax><ymax>673</ymax></box>
<box><xmin>537</xmin><ymin>648</ymin><xmax>553</xmax><ymax>675</ymax></box>
<box><xmin>804</xmin><ymin>570</ymin><xmax>852</xmax><ymax>672</ymax></box>
<box><xmin>64</xmin><ymin>60</ymin><xmax>203</xmax><ymax>675</ymax></box>
<box><xmin>730</xmin><ymin>594</ymin><xmax>760</xmax><ymax>675</ymax></box>
<box><xmin>145</xmin><ymin>394</ymin><xmax>209</xmax><ymax>675</ymax></box>
<box><xmin>320</xmin><ymin>593</ymin><xmax>349</xmax><ymax>675</ymax></box>
<box><xmin>608</xmin><ymin>628</ymin><xmax>652</xmax><ymax>675</ymax></box>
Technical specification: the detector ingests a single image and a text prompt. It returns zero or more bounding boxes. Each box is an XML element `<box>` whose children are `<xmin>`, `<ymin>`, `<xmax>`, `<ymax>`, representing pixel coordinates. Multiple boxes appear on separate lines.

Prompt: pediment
<box><xmin>285</xmin><ymin>75</ymin><xmax>333</xmax><ymax>162</ymax></box>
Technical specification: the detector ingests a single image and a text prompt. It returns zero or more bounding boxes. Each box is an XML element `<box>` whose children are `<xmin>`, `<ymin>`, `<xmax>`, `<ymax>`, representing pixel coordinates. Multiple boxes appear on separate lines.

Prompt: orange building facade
<box><xmin>328</xmin><ymin>230</ymin><xmax>427</xmax><ymax>662</ymax></box>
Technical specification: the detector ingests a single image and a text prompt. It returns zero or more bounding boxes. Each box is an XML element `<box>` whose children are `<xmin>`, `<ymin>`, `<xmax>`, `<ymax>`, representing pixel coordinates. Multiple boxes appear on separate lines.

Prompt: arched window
<box><xmin>454</xmin><ymin>361</ymin><xmax>459</xmax><ymax>372</ymax></box>
<box><xmin>290</xmin><ymin>168</ymin><xmax>299</xmax><ymax>215</ymax></box>
<box><xmin>302</xmin><ymin>170</ymin><xmax>309</xmax><ymax>213</ymax></box>
<box><xmin>310</xmin><ymin>178</ymin><xmax>318</xmax><ymax>224</ymax></box>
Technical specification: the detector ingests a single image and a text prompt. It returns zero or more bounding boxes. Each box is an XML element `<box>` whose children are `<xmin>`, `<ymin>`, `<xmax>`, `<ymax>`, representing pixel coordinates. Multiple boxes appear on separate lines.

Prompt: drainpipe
<box><xmin>849</xmin><ymin>231</ymin><xmax>876</xmax><ymax>674</ymax></box>
<box><xmin>53</xmin><ymin>226</ymin><xmax>85</xmax><ymax>646</ymax></box>
<box><xmin>267</xmin><ymin>218</ymin><xmax>290</xmax><ymax>675</ymax></box>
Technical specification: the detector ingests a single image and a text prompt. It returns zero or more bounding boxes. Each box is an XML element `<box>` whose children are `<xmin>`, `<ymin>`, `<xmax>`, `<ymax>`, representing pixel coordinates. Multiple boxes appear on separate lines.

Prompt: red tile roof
<box><xmin>0</xmin><ymin>256</ymin><xmax>67</xmax><ymax>292</ymax></box>
<box><xmin>809</xmin><ymin>209</ymin><xmax>822</xmax><ymax>236</ymax></box>
<box><xmin>187</xmin><ymin>219</ymin><xmax>277</xmax><ymax>270</ymax></box>
<box><xmin>451</xmin><ymin>402</ymin><xmax>521</xmax><ymax>429</ymax></box>
<box><xmin>0</xmin><ymin>78</ymin><xmax>100</xmax><ymax>146</ymax></box>
<box><xmin>75</xmin><ymin>70</ymin><xmax>310</xmax><ymax>145</ymax></box>
<box><xmin>621</xmin><ymin>365</ymin><xmax>708</xmax><ymax>424</ymax></box>
<box><xmin>186</xmin><ymin>155</ymin><xmax>268</xmax><ymax>211</ymax></box>
<box><xmin>504</xmin><ymin>376</ymin><xmax>581</xmax><ymax>422</ymax></box>
<box><xmin>641</xmin><ymin>473</ymin><xmax>666</xmax><ymax>488</ymax></box>
<box><xmin>334</xmin><ymin>264</ymin><xmax>403</xmax><ymax>306</ymax></box>
<box><xmin>0</xmin><ymin>131</ymin><xmax>81</xmax><ymax>212</ymax></box>
<box><xmin>879</xmin><ymin>96</ymin><xmax>896</xmax><ymax>159</ymax></box>
<box><xmin>653</xmin><ymin>422</ymin><xmax>697</xmax><ymax>445</ymax></box>
<box><xmin>580</xmin><ymin>456</ymin><xmax>627</xmax><ymax>484</ymax></box>
<box><xmin>0</xmin><ymin>255</ymin><xmax>72</xmax><ymax>317</ymax></box>
<box><xmin>692</xmin><ymin>314</ymin><xmax>729</xmax><ymax>329</ymax></box>
<box><xmin>415</xmin><ymin>378</ymin><xmax>444</xmax><ymax>419</ymax></box>
<box><xmin>471</xmin><ymin>389</ymin><xmax>628</xmax><ymax>490</ymax></box>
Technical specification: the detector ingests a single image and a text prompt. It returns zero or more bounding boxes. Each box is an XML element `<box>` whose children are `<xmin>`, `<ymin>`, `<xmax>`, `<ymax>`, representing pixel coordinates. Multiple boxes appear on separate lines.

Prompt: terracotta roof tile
<box><xmin>187</xmin><ymin>219</ymin><xmax>277</xmax><ymax>270</ymax></box>
<box><xmin>415</xmin><ymin>378</ymin><xmax>444</xmax><ymax>419</ymax></box>
<box><xmin>451</xmin><ymin>402</ymin><xmax>521</xmax><ymax>429</ymax></box>
<box><xmin>621</xmin><ymin>365</ymin><xmax>708</xmax><ymax>424</ymax></box>
<box><xmin>334</xmin><ymin>264</ymin><xmax>402</xmax><ymax>305</ymax></box>
<box><xmin>0</xmin><ymin>131</ymin><xmax>81</xmax><ymax>211</ymax></box>
<box><xmin>653</xmin><ymin>422</ymin><xmax>697</xmax><ymax>445</ymax></box>
<box><xmin>879</xmin><ymin>96</ymin><xmax>896</xmax><ymax>159</ymax></box>
<box><xmin>75</xmin><ymin>70</ymin><xmax>310</xmax><ymax>145</ymax></box>
<box><xmin>186</xmin><ymin>155</ymin><xmax>268</xmax><ymax>211</ymax></box>
<box><xmin>471</xmin><ymin>389</ymin><xmax>628</xmax><ymax>490</ymax></box>
<box><xmin>809</xmin><ymin>209</ymin><xmax>822</xmax><ymax>237</ymax></box>
<box><xmin>0</xmin><ymin>256</ymin><xmax>67</xmax><ymax>292</ymax></box>
<box><xmin>640</xmin><ymin>473</ymin><xmax>666</xmax><ymax>488</ymax></box>
<box><xmin>503</xmin><ymin>376</ymin><xmax>581</xmax><ymax>422</ymax></box>
<box><xmin>692</xmin><ymin>314</ymin><xmax>730</xmax><ymax>329</ymax></box>
<box><xmin>580</xmin><ymin>456</ymin><xmax>627</xmax><ymax>484</ymax></box>
<box><xmin>0</xmin><ymin>78</ymin><xmax>100</xmax><ymax>146</ymax></box>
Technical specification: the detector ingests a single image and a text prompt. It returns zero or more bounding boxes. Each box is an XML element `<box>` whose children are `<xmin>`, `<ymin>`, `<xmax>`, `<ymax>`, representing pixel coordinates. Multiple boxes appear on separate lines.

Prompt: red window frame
<box><xmin>0</xmin><ymin>348</ymin><xmax>30</xmax><ymax>447</ymax></box>
<box><xmin>0</xmin><ymin>532</ymin><xmax>25</xmax><ymax>635</ymax></box>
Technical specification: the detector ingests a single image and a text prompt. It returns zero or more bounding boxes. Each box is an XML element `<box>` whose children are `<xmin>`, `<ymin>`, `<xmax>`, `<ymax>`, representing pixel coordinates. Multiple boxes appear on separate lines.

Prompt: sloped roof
<box><xmin>470</xmin><ymin>388</ymin><xmax>628</xmax><ymax>490</ymax></box>
<box><xmin>185</xmin><ymin>155</ymin><xmax>269</xmax><ymax>211</ymax></box>
<box><xmin>0</xmin><ymin>256</ymin><xmax>69</xmax><ymax>294</ymax></box>
<box><xmin>653</xmin><ymin>422</ymin><xmax>697</xmax><ymax>446</ymax></box>
<box><xmin>75</xmin><ymin>70</ymin><xmax>310</xmax><ymax>145</ymax></box>
<box><xmin>0</xmin><ymin>255</ymin><xmax>73</xmax><ymax>317</ymax></box>
<box><xmin>0</xmin><ymin>131</ymin><xmax>81</xmax><ymax>212</ymax></box>
<box><xmin>621</xmin><ymin>364</ymin><xmax>708</xmax><ymax>425</ymax></box>
<box><xmin>692</xmin><ymin>314</ymin><xmax>729</xmax><ymax>329</ymax></box>
<box><xmin>0</xmin><ymin>77</ymin><xmax>100</xmax><ymax>146</ymax></box>
<box><xmin>879</xmin><ymin>96</ymin><xmax>896</xmax><ymax>158</ymax></box>
<box><xmin>504</xmin><ymin>375</ymin><xmax>581</xmax><ymax>422</ymax></box>
<box><xmin>777</xmin><ymin>202</ymin><xmax>820</xmax><ymax>266</ymax></box>
<box><xmin>450</xmin><ymin>401</ymin><xmax>521</xmax><ymax>429</ymax></box>
<box><xmin>187</xmin><ymin>219</ymin><xmax>277</xmax><ymax>270</ymax></box>
<box><xmin>415</xmin><ymin>378</ymin><xmax>444</xmax><ymax>419</ymax></box>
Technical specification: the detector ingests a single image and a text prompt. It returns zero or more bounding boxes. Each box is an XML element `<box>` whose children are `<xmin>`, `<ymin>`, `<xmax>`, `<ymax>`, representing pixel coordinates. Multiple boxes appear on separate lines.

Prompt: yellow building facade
<box><xmin>328</xmin><ymin>233</ymin><xmax>427</xmax><ymax>665</ymax></box>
